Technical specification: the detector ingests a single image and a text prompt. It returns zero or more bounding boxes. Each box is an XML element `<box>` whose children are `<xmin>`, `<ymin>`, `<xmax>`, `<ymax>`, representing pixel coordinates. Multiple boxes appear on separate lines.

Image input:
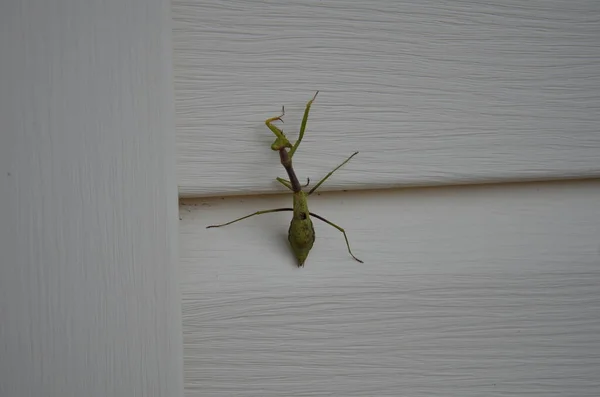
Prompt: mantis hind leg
<box><xmin>308</xmin><ymin>151</ymin><xmax>359</xmax><ymax>195</ymax></box>
<box><xmin>207</xmin><ymin>208</ymin><xmax>293</xmax><ymax>228</ymax></box>
<box><xmin>309</xmin><ymin>211</ymin><xmax>363</xmax><ymax>263</ymax></box>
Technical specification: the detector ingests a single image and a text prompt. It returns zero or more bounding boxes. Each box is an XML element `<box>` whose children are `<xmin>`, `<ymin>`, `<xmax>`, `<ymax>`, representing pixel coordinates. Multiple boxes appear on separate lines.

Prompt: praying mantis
<box><xmin>207</xmin><ymin>91</ymin><xmax>363</xmax><ymax>267</ymax></box>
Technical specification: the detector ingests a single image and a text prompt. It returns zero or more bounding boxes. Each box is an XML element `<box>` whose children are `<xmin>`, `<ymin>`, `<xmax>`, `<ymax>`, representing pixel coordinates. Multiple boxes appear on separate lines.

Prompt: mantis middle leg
<box><xmin>308</xmin><ymin>151</ymin><xmax>359</xmax><ymax>195</ymax></box>
<box><xmin>276</xmin><ymin>177</ymin><xmax>310</xmax><ymax>191</ymax></box>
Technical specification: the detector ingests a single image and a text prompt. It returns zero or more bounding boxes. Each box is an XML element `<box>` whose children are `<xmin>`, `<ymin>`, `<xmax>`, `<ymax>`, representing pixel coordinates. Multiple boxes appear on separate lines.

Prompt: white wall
<box><xmin>181</xmin><ymin>180</ymin><xmax>600</xmax><ymax>396</ymax></box>
<box><xmin>173</xmin><ymin>0</ymin><xmax>600</xmax><ymax>197</ymax></box>
<box><xmin>0</xmin><ymin>1</ymin><xmax>183</xmax><ymax>396</ymax></box>
<box><xmin>173</xmin><ymin>1</ymin><xmax>600</xmax><ymax>395</ymax></box>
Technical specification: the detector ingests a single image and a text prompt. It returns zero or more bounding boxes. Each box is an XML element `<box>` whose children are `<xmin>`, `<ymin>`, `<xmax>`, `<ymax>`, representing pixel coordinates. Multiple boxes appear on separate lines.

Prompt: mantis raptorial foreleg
<box><xmin>207</xmin><ymin>92</ymin><xmax>362</xmax><ymax>267</ymax></box>
<box><xmin>289</xmin><ymin>90</ymin><xmax>319</xmax><ymax>157</ymax></box>
<box><xmin>265</xmin><ymin>107</ymin><xmax>292</xmax><ymax>151</ymax></box>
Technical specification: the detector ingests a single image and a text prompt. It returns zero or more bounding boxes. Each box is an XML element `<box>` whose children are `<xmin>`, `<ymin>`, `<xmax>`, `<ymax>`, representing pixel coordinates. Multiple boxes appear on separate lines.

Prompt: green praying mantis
<box><xmin>207</xmin><ymin>91</ymin><xmax>362</xmax><ymax>267</ymax></box>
